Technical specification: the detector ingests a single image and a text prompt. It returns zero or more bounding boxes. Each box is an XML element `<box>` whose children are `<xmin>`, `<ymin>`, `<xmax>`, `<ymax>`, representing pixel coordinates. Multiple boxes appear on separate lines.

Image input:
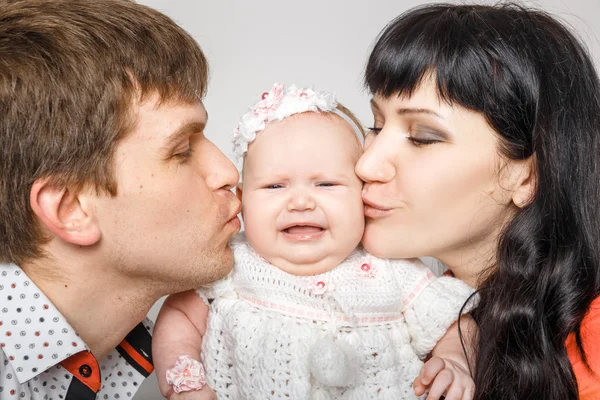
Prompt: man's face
<box><xmin>93</xmin><ymin>94</ymin><xmax>241</xmax><ymax>291</ymax></box>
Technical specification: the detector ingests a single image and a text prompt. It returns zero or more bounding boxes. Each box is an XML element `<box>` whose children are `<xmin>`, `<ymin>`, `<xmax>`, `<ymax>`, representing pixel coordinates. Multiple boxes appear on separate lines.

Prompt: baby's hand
<box><xmin>413</xmin><ymin>356</ymin><xmax>474</xmax><ymax>400</ymax></box>
<box><xmin>167</xmin><ymin>386</ymin><xmax>217</xmax><ymax>400</ymax></box>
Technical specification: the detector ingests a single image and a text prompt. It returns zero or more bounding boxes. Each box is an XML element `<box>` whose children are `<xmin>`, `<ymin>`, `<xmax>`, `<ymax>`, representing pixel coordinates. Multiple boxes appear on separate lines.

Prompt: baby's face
<box><xmin>241</xmin><ymin>112</ymin><xmax>364</xmax><ymax>275</ymax></box>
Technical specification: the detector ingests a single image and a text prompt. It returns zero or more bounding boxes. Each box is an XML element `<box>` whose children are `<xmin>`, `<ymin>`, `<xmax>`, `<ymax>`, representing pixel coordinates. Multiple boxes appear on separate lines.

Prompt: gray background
<box><xmin>134</xmin><ymin>1</ymin><xmax>600</xmax><ymax>398</ymax></box>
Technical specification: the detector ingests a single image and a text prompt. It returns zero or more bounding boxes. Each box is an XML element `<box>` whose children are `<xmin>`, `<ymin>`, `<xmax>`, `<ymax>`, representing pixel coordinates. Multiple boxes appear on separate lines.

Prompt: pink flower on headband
<box><xmin>232</xmin><ymin>83</ymin><xmax>360</xmax><ymax>163</ymax></box>
<box><xmin>289</xmin><ymin>86</ymin><xmax>314</xmax><ymax>99</ymax></box>
<box><xmin>254</xmin><ymin>83</ymin><xmax>285</xmax><ymax>116</ymax></box>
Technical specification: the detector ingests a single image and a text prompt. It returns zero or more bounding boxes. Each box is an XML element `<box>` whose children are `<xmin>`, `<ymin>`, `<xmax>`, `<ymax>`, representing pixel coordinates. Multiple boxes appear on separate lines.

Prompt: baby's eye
<box><xmin>317</xmin><ymin>182</ymin><xmax>337</xmax><ymax>187</ymax></box>
<box><xmin>265</xmin><ymin>184</ymin><xmax>284</xmax><ymax>189</ymax></box>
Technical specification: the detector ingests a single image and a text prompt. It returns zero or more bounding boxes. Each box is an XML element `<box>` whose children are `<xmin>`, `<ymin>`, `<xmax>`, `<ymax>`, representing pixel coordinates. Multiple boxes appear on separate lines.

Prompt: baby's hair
<box><xmin>333</xmin><ymin>103</ymin><xmax>366</xmax><ymax>140</ymax></box>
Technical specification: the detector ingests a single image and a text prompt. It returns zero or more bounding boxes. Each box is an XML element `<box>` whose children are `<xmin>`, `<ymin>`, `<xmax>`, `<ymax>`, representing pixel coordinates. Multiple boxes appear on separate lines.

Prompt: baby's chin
<box><xmin>268</xmin><ymin>255</ymin><xmax>344</xmax><ymax>276</ymax></box>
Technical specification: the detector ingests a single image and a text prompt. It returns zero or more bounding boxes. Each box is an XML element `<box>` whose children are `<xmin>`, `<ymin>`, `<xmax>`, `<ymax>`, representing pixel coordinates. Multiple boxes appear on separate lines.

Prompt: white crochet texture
<box><xmin>197</xmin><ymin>234</ymin><xmax>475</xmax><ymax>400</ymax></box>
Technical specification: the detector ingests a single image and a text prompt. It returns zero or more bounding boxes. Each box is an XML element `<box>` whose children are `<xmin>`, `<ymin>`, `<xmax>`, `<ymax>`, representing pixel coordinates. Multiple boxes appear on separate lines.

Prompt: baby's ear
<box><xmin>235</xmin><ymin>183</ymin><xmax>244</xmax><ymax>219</ymax></box>
<box><xmin>235</xmin><ymin>183</ymin><xmax>243</xmax><ymax>202</ymax></box>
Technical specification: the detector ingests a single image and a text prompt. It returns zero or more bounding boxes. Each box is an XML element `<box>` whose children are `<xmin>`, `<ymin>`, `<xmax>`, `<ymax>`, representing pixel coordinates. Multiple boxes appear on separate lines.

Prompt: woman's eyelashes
<box><xmin>405</xmin><ymin>130</ymin><xmax>444</xmax><ymax>146</ymax></box>
<box><xmin>405</xmin><ymin>136</ymin><xmax>440</xmax><ymax>146</ymax></box>
<box><xmin>368</xmin><ymin>125</ymin><xmax>444</xmax><ymax>147</ymax></box>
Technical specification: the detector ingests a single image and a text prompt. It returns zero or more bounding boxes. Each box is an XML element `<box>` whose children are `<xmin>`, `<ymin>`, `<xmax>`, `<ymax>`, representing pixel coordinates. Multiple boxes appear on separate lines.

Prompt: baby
<box><xmin>153</xmin><ymin>84</ymin><xmax>475</xmax><ymax>400</ymax></box>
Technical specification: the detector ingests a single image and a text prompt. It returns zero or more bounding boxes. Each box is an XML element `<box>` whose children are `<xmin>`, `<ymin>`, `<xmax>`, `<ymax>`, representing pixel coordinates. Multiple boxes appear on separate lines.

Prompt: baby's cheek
<box><xmin>336</xmin><ymin>201</ymin><xmax>365</xmax><ymax>246</ymax></box>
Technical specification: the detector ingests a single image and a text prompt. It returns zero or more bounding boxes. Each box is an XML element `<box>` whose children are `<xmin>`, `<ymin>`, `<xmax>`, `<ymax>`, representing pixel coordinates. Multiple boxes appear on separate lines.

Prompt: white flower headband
<box><xmin>232</xmin><ymin>83</ymin><xmax>364</xmax><ymax>162</ymax></box>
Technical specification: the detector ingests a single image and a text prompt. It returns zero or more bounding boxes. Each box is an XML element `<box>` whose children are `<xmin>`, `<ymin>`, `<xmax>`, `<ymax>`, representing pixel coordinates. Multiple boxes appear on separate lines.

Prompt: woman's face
<box><xmin>356</xmin><ymin>77</ymin><xmax>519</xmax><ymax>282</ymax></box>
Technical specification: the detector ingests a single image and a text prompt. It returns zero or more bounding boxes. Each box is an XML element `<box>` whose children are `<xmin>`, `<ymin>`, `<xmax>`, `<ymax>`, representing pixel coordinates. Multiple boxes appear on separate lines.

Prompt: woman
<box><xmin>356</xmin><ymin>3</ymin><xmax>600</xmax><ymax>399</ymax></box>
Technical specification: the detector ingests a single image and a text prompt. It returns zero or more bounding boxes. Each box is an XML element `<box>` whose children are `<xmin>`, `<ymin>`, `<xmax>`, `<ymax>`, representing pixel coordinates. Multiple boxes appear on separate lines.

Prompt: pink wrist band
<box><xmin>165</xmin><ymin>355</ymin><xmax>207</xmax><ymax>394</ymax></box>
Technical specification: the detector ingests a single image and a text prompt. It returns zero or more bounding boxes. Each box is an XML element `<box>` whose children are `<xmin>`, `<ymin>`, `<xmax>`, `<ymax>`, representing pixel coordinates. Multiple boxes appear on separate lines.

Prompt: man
<box><xmin>0</xmin><ymin>0</ymin><xmax>240</xmax><ymax>398</ymax></box>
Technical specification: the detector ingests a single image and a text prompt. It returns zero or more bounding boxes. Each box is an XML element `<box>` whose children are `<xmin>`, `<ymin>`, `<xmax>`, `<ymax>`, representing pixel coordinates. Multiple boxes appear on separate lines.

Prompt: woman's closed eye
<box><xmin>368</xmin><ymin>126</ymin><xmax>382</xmax><ymax>135</ymax></box>
<box><xmin>406</xmin><ymin>136</ymin><xmax>442</xmax><ymax>147</ymax></box>
<box><xmin>406</xmin><ymin>127</ymin><xmax>445</xmax><ymax>147</ymax></box>
<box><xmin>368</xmin><ymin>125</ymin><xmax>444</xmax><ymax>147</ymax></box>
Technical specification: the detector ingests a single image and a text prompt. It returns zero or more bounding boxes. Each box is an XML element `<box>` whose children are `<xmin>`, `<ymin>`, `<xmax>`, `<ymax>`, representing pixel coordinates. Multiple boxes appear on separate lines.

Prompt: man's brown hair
<box><xmin>0</xmin><ymin>0</ymin><xmax>209</xmax><ymax>264</ymax></box>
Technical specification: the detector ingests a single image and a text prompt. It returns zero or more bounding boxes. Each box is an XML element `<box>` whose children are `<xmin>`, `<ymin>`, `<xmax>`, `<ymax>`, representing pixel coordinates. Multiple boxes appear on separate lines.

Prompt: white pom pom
<box><xmin>308</xmin><ymin>338</ymin><xmax>360</xmax><ymax>387</ymax></box>
<box><xmin>310</xmin><ymin>386</ymin><xmax>333</xmax><ymax>400</ymax></box>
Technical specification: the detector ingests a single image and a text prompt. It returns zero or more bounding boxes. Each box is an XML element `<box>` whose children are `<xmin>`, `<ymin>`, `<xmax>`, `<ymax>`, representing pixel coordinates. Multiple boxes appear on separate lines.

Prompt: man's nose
<box><xmin>204</xmin><ymin>140</ymin><xmax>240</xmax><ymax>191</ymax></box>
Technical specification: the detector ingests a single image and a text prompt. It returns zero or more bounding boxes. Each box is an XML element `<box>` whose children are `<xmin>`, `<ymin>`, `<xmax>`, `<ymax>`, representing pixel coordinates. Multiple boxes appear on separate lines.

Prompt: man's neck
<box><xmin>21</xmin><ymin>249</ymin><xmax>159</xmax><ymax>362</ymax></box>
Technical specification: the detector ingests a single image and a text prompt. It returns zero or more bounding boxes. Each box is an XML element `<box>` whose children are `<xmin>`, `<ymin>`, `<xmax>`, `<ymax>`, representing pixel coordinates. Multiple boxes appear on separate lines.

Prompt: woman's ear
<box><xmin>511</xmin><ymin>157</ymin><xmax>536</xmax><ymax>208</ymax></box>
<box><xmin>30</xmin><ymin>179</ymin><xmax>101</xmax><ymax>246</ymax></box>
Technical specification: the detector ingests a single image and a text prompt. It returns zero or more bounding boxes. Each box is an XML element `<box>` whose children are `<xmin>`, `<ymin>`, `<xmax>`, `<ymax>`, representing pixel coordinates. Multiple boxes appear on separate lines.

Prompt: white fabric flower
<box><xmin>232</xmin><ymin>83</ymin><xmax>339</xmax><ymax>162</ymax></box>
<box><xmin>165</xmin><ymin>355</ymin><xmax>206</xmax><ymax>394</ymax></box>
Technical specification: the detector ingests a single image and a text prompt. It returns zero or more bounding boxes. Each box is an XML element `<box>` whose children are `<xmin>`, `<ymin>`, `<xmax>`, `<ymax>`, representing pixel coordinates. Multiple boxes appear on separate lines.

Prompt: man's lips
<box><xmin>227</xmin><ymin>201</ymin><xmax>242</xmax><ymax>223</ymax></box>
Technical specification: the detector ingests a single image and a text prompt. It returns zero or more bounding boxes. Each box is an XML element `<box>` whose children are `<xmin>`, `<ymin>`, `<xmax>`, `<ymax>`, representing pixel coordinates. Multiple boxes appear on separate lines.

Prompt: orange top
<box><xmin>566</xmin><ymin>296</ymin><xmax>600</xmax><ymax>399</ymax></box>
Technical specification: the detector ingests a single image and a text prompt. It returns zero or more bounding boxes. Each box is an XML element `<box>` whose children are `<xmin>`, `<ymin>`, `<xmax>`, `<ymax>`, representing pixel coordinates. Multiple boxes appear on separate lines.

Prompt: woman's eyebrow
<box><xmin>369</xmin><ymin>99</ymin><xmax>443</xmax><ymax>119</ymax></box>
<box><xmin>396</xmin><ymin>108</ymin><xmax>443</xmax><ymax>119</ymax></box>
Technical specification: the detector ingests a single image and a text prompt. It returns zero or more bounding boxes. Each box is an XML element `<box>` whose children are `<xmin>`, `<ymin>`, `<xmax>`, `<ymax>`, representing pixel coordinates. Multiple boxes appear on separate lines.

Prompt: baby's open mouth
<box><xmin>283</xmin><ymin>225</ymin><xmax>324</xmax><ymax>235</ymax></box>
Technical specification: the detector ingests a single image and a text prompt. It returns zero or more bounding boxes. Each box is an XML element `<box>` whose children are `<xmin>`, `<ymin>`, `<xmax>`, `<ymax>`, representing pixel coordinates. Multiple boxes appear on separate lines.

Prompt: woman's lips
<box><xmin>362</xmin><ymin>197</ymin><xmax>393</xmax><ymax>218</ymax></box>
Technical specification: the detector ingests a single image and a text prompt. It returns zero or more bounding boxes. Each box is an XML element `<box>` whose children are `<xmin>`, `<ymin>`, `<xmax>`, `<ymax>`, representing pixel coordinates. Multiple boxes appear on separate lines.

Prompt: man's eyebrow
<box><xmin>163</xmin><ymin>120</ymin><xmax>207</xmax><ymax>149</ymax></box>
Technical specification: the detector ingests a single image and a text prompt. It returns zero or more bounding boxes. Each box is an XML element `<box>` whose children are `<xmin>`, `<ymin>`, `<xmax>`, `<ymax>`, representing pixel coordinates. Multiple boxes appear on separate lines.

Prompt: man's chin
<box><xmin>197</xmin><ymin>248</ymin><xmax>234</xmax><ymax>284</ymax></box>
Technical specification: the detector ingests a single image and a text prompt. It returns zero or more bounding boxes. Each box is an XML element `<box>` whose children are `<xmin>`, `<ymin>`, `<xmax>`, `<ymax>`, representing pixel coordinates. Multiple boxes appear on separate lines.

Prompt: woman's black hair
<box><xmin>366</xmin><ymin>3</ymin><xmax>600</xmax><ymax>399</ymax></box>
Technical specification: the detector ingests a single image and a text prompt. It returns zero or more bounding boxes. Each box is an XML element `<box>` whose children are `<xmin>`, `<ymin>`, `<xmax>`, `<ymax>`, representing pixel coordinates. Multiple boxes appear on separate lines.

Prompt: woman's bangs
<box><xmin>365</xmin><ymin>7</ymin><xmax>499</xmax><ymax>113</ymax></box>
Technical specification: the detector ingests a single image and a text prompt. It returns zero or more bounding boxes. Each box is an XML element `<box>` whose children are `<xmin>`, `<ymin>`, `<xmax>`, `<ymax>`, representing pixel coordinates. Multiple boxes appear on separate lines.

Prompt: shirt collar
<box><xmin>0</xmin><ymin>263</ymin><xmax>89</xmax><ymax>383</ymax></box>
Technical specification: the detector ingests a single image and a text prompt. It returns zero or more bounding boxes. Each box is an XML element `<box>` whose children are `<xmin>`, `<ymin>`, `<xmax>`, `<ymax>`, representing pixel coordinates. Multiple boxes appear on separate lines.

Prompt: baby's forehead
<box><xmin>240</xmin><ymin>111</ymin><xmax>363</xmax><ymax>178</ymax></box>
<box><xmin>260</xmin><ymin>111</ymin><xmax>361</xmax><ymax>146</ymax></box>
<box><xmin>283</xmin><ymin>110</ymin><xmax>350</xmax><ymax>126</ymax></box>
<box><xmin>244</xmin><ymin>117</ymin><xmax>357</xmax><ymax>161</ymax></box>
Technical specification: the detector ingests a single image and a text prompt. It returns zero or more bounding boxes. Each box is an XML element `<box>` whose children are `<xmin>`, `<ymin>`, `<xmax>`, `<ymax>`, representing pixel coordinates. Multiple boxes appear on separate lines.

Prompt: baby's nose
<box><xmin>287</xmin><ymin>191</ymin><xmax>316</xmax><ymax>211</ymax></box>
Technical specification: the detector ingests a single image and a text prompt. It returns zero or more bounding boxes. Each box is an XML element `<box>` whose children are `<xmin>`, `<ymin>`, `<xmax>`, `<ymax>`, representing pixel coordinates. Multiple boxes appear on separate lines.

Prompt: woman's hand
<box><xmin>413</xmin><ymin>356</ymin><xmax>474</xmax><ymax>400</ymax></box>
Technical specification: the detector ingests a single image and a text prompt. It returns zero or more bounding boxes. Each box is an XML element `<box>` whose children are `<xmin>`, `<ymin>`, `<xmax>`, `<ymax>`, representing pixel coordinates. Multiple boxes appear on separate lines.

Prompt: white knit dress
<box><xmin>197</xmin><ymin>234</ymin><xmax>474</xmax><ymax>400</ymax></box>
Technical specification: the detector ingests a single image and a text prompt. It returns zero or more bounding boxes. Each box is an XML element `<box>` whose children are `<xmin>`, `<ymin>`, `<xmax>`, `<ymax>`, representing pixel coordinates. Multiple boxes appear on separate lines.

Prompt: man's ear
<box><xmin>236</xmin><ymin>183</ymin><xmax>244</xmax><ymax>219</ymax></box>
<box><xmin>30</xmin><ymin>179</ymin><xmax>101</xmax><ymax>246</ymax></box>
<box><xmin>511</xmin><ymin>157</ymin><xmax>536</xmax><ymax>208</ymax></box>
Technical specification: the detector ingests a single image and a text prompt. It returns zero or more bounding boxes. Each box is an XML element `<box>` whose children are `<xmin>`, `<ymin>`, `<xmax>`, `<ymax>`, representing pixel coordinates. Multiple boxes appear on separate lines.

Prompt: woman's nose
<box><xmin>355</xmin><ymin>133</ymin><xmax>395</xmax><ymax>183</ymax></box>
